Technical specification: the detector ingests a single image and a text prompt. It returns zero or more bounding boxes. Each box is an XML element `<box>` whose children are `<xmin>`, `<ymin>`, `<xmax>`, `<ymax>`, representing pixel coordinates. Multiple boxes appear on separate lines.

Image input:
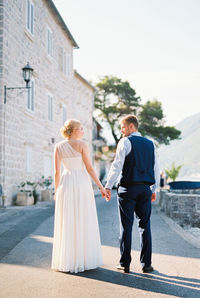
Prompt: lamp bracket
<box><xmin>4</xmin><ymin>85</ymin><xmax>31</xmax><ymax>104</ymax></box>
<box><xmin>6</xmin><ymin>86</ymin><xmax>31</xmax><ymax>90</ymax></box>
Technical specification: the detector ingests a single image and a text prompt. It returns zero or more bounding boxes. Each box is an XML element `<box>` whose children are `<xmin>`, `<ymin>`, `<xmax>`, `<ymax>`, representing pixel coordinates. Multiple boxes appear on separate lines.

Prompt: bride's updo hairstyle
<box><xmin>60</xmin><ymin>119</ymin><xmax>81</xmax><ymax>139</ymax></box>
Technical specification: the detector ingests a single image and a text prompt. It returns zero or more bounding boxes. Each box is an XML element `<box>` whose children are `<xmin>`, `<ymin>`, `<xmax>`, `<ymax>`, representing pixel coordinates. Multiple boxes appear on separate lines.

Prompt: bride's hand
<box><xmin>99</xmin><ymin>186</ymin><xmax>107</xmax><ymax>198</ymax></box>
<box><xmin>100</xmin><ymin>187</ymin><xmax>111</xmax><ymax>202</ymax></box>
<box><xmin>105</xmin><ymin>188</ymin><xmax>111</xmax><ymax>202</ymax></box>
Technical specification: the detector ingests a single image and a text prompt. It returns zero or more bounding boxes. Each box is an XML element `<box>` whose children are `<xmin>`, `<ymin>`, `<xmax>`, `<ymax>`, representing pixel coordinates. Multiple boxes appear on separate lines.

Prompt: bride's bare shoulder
<box><xmin>55</xmin><ymin>140</ymin><xmax>65</xmax><ymax>147</ymax></box>
<box><xmin>79</xmin><ymin>140</ymin><xmax>88</xmax><ymax>145</ymax></box>
<box><xmin>77</xmin><ymin>140</ymin><xmax>89</xmax><ymax>151</ymax></box>
<box><xmin>57</xmin><ymin>140</ymin><xmax>67</xmax><ymax>145</ymax></box>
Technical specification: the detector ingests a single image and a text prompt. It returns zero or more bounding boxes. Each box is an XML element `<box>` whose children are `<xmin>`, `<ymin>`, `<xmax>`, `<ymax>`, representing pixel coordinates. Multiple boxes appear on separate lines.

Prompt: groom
<box><xmin>105</xmin><ymin>114</ymin><xmax>159</xmax><ymax>273</ymax></box>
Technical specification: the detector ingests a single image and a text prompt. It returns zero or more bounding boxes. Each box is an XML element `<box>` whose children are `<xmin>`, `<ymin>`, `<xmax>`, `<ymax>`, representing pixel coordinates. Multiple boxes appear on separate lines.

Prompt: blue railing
<box><xmin>169</xmin><ymin>181</ymin><xmax>200</xmax><ymax>190</ymax></box>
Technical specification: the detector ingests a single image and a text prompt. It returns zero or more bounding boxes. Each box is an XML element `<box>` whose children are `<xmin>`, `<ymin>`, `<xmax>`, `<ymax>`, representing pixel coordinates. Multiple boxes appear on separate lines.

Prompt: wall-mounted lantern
<box><xmin>4</xmin><ymin>62</ymin><xmax>34</xmax><ymax>104</ymax></box>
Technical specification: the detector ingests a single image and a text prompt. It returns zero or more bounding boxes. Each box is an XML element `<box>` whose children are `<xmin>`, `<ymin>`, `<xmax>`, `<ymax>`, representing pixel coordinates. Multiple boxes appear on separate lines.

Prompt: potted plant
<box><xmin>16</xmin><ymin>181</ymin><xmax>35</xmax><ymax>206</ymax></box>
<box><xmin>40</xmin><ymin>176</ymin><xmax>53</xmax><ymax>201</ymax></box>
<box><xmin>165</xmin><ymin>162</ymin><xmax>183</xmax><ymax>182</ymax></box>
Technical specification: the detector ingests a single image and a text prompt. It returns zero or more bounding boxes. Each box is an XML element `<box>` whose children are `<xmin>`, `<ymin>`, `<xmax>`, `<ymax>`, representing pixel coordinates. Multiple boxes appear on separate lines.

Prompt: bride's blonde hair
<box><xmin>60</xmin><ymin>119</ymin><xmax>81</xmax><ymax>139</ymax></box>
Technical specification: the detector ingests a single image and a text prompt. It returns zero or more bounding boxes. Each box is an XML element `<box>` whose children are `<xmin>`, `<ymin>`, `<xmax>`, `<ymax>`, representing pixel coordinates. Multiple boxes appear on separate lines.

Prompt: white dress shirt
<box><xmin>105</xmin><ymin>132</ymin><xmax>160</xmax><ymax>193</ymax></box>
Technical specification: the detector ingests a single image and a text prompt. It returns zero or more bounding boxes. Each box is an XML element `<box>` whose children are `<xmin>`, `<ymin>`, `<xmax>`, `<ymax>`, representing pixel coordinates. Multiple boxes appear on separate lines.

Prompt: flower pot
<box><xmin>16</xmin><ymin>192</ymin><xmax>34</xmax><ymax>206</ymax></box>
<box><xmin>41</xmin><ymin>189</ymin><xmax>52</xmax><ymax>201</ymax></box>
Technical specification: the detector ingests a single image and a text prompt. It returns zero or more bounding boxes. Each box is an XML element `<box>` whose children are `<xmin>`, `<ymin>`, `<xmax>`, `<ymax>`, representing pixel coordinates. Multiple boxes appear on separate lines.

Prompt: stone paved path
<box><xmin>0</xmin><ymin>193</ymin><xmax>199</xmax><ymax>298</ymax></box>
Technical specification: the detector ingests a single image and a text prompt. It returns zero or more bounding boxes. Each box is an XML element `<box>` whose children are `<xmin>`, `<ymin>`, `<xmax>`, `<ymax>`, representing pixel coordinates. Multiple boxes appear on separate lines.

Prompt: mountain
<box><xmin>158</xmin><ymin>112</ymin><xmax>200</xmax><ymax>181</ymax></box>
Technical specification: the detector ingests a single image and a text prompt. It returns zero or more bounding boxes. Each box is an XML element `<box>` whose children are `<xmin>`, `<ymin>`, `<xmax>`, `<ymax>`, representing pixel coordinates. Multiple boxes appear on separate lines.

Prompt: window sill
<box><xmin>24</xmin><ymin>108</ymin><xmax>35</xmax><ymax>118</ymax></box>
<box><xmin>59</xmin><ymin>70</ymin><xmax>72</xmax><ymax>80</ymax></box>
<box><xmin>45</xmin><ymin>119</ymin><xmax>54</xmax><ymax>126</ymax></box>
<box><xmin>45</xmin><ymin>54</ymin><xmax>53</xmax><ymax>63</ymax></box>
<box><xmin>24</xmin><ymin>29</ymin><xmax>34</xmax><ymax>42</ymax></box>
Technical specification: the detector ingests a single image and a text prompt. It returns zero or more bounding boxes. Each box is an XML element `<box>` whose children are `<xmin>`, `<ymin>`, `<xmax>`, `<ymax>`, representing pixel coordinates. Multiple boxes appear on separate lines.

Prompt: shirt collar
<box><xmin>130</xmin><ymin>131</ymin><xmax>141</xmax><ymax>137</ymax></box>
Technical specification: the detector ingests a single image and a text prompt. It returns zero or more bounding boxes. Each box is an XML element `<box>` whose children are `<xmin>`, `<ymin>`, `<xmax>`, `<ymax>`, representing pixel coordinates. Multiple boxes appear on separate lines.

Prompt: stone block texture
<box><xmin>159</xmin><ymin>189</ymin><xmax>200</xmax><ymax>228</ymax></box>
<box><xmin>0</xmin><ymin>0</ymin><xmax>94</xmax><ymax>205</ymax></box>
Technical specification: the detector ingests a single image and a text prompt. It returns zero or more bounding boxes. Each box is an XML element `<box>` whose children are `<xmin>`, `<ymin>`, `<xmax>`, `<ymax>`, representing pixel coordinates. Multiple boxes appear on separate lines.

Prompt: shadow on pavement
<box><xmin>149</xmin><ymin>271</ymin><xmax>200</xmax><ymax>286</ymax></box>
<box><xmin>61</xmin><ymin>267</ymin><xmax>200</xmax><ymax>297</ymax></box>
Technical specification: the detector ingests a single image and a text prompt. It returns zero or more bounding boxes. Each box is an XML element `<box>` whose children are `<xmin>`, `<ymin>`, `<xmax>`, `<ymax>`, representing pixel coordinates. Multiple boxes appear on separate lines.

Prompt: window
<box><xmin>63</xmin><ymin>52</ymin><xmax>66</xmax><ymax>74</ymax></box>
<box><xmin>26</xmin><ymin>147</ymin><xmax>32</xmax><ymax>173</ymax></box>
<box><xmin>47</xmin><ymin>27</ymin><xmax>53</xmax><ymax>57</ymax></box>
<box><xmin>26</xmin><ymin>0</ymin><xmax>34</xmax><ymax>35</ymax></box>
<box><xmin>44</xmin><ymin>155</ymin><xmax>53</xmax><ymax>177</ymax></box>
<box><xmin>62</xmin><ymin>105</ymin><xmax>67</xmax><ymax>124</ymax></box>
<box><xmin>59</xmin><ymin>47</ymin><xmax>70</xmax><ymax>76</ymax></box>
<box><xmin>27</xmin><ymin>79</ymin><xmax>34</xmax><ymax>111</ymax></box>
<box><xmin>48</xmin><ymin>94</ymin><xmax>53</xmax><ymax>121</ymax></box>
<box><xmin>65</xmin><ymin>53</ymin><xmax>70</xmax><ymax>76</ymax></box>
<box><xmin>58</xmin><ymin>47</ymin><xmax>63</xmax><ymax>72</ymax></box>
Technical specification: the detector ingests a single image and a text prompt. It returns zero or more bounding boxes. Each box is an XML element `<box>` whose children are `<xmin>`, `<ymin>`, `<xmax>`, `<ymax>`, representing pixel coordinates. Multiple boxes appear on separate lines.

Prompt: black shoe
<box><xmin>116</xmin><ymin>264</ymin><xmax>130</xmax><ymax>273</ymax></box>
<box><xmin>142</xmin><ymin>265</ymin><xmax>154</xmax><ymax>273</ymax></box>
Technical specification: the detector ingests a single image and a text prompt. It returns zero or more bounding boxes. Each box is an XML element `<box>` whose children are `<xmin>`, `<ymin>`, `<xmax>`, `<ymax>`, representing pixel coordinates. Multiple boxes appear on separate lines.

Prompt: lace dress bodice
<box><xmin>56</xmin><ymin>140</ymin><xmax>85</xmax><ymax>172</ymax></box>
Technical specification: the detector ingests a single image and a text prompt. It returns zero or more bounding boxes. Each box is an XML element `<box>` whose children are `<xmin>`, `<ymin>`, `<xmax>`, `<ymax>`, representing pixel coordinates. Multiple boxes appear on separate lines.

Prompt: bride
<box><xmin>51</xmin><ymin>119</ymin><xmax>108</xmax><ymax>273</ymax></box>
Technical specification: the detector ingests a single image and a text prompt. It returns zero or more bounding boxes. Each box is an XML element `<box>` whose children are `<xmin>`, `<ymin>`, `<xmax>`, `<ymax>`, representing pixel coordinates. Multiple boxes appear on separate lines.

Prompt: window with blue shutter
<box><xmin>47</xmin><ymin>27</ymin><xmax>53</xmax><ymax>57</ymax></box>
<box><xmin>48</xmin><ymin>94</ymin><xmax>53</xmax><ymax>121</ymax></box>
<box><xmin>62</xmin><ymin>105</ymin><xmax>67</xmax><ymax>124</ymax></box>
<box><xmin>26</xmin><ymin>147</ymin><xmax>32</xmax><ymax>173</ymax></box>
<box><xmin>27</xmin><ymin>79</ymin><xmax>34</xmax><ymax>111</ymax></box>
<box><xmin>26</xmin><ymin>0</ymin><xmax>34</xmax><ymax>35</ymax></box>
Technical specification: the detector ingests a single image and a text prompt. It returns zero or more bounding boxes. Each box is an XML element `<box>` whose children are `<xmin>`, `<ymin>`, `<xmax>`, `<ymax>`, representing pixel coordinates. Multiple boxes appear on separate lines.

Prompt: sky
<box><xmin>54</xmin><ymin>0</ymin><xmax>200</xmax><ymax>126</ymax></box>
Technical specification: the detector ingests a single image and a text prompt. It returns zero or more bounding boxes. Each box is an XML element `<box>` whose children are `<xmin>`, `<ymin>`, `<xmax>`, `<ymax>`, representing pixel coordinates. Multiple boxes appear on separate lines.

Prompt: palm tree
<box><xmin>165</xmin><ymin>162</ymin><xmax>183</xmax><ymax>182</ymax></box>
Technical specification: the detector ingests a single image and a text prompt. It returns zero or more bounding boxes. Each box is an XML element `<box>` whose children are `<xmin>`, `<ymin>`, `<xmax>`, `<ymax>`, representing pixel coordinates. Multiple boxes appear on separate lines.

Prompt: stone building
<box><xmin>0</xmin><ymin>0</ymin><xmax>95</xmax><ymax>205</ymax></box>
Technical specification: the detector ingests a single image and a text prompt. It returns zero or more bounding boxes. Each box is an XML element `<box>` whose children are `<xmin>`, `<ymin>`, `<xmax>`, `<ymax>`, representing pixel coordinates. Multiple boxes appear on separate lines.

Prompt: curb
<box><xmin>155</xmin><ymin>206</ymin><xmax>200</xmax><ymax>249</ymax></box>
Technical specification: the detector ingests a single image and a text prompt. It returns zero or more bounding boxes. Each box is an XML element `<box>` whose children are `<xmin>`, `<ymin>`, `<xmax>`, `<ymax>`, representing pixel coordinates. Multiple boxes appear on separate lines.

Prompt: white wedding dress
<box><xmin>51</xmin><ymin>140</ymin><xmax>102</xmax><ymax>273</ymax></box>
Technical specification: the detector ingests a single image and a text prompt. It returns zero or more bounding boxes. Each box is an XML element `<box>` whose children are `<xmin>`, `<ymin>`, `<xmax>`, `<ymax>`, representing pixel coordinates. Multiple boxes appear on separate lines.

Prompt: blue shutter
<box><xmin>27</xmin><ymin>0</ymin><xmax>30</xmax><ymax>31</ymax></box>
<box><xmin>63</xmin><ymin>106</ymin><xmax>67</xmax><ymax>124</ymax></box>
<box><xmin>30</xmin><ymin>2</ymin><xmax>34</xmax><ymax>34</ymax></box>
<box><xmin>48</xmin><ymin>95</ymin><xmax>53</xmax><ymax>121</ymax></box>
<box><xmin>31</xmin><ymin>80</ymin><xmax>34</xmax><ymax>111</ymax></box>
<box><xmin>27</xmin><ymin>87</ymin><xmax>31</xmax><ymax>109</ymax></box>
<box><xmin>26</xmin><ymin>147</ymin><xmax>32</xmax><ymax>173</ymax></box>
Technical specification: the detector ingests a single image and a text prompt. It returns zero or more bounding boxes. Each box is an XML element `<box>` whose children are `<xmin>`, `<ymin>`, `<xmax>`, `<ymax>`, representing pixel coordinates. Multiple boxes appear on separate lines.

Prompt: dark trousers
<box><xmin>117</xmin><ymin>184</ymin><xmax>152</xmax><ymax>268</ymax></box>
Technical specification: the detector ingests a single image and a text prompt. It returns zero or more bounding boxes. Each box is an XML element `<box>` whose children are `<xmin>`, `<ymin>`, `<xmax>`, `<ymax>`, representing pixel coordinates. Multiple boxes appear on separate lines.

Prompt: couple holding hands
<box><xmin>51</xmin><ymin>114</ymin><xmax>159</xmax><ymax>274</ymax></box>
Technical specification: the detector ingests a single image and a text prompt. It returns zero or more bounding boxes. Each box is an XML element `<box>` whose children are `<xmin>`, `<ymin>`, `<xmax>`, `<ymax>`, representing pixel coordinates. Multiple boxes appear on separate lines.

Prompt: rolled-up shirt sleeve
<box><xmin>105</xmin><ymin>138</ymin><xmax>128</xmax><ymax>189</ymax></box>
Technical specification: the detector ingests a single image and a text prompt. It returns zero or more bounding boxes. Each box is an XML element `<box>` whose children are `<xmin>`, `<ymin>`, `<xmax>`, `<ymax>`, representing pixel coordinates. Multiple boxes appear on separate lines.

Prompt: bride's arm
<box><xmin>81</xmin><ymin>142</ymin><xmax>106</xmax><ymax>197</ymax></box>
<box><xmin>54</xmin><ymin>145</ymin><xmax>61</xmax><ymax>196</ymax></box>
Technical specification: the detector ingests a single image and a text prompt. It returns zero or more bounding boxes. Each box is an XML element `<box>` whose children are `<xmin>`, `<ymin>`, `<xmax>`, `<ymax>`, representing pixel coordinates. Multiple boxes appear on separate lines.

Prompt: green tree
<box><xmin>139</xmin><ymin>100</ymin><xmax>181</xmax><ymax>145</ymax></box>
<box><xmin>95</xmin><ymin>75</ymin><xmax>181</xmax><ymax>145</ymax></box>
<box><xmin>95</xmin><ymin>76</ymin><xmax>140</xmax><ymax>144</ymax></box>
<box><xmin>165</xmin><ymin>162</ymin><xmax>183</xmax><ymax>182</ymax></box>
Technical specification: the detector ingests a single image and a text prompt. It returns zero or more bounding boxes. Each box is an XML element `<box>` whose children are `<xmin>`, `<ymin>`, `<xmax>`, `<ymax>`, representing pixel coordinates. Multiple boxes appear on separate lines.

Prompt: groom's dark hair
<box><xmin>121</xmin><ymin>114</ymin><xmax>139</xmax><ymax>129</ymax></box>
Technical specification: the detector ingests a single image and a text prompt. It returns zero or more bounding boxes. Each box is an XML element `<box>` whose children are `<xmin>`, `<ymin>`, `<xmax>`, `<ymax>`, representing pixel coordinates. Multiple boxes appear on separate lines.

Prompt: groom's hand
<box><xmin>105</xmin><ymin>188</ymin><xmax>111</xmax><ymax>202</ymax></box>
<box><xmin>100</xmin><ymin>187</ymin><xmax>107</xmax><ymax>198</ymax></box>
<box><xmin>151</xmin><ymin>193</ymin><xmax>156</xmax><ymax>202</ymax></box>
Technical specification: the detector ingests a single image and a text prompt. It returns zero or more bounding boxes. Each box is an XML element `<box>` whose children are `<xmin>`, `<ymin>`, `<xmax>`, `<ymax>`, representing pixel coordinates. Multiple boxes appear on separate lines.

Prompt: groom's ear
<box><xmin>130</xmin><ymin>123</ymin><xmax>137</xmax><ymax>131</ymax></box>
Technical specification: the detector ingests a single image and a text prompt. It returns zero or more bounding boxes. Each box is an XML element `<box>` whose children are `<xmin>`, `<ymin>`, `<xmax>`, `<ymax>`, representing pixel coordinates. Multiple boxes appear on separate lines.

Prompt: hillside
<box><xmin>158</xmin><ymin>112</ymin><xmax>200</xmax><ymax>180</ymax></box>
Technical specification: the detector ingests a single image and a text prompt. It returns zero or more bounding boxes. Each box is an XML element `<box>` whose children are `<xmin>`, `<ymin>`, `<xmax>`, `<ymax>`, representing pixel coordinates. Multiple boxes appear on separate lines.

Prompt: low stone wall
<box><xmin>159</xmin><ymin>189</ymin><xmax>200</xmax><ymax>228</ymax></box>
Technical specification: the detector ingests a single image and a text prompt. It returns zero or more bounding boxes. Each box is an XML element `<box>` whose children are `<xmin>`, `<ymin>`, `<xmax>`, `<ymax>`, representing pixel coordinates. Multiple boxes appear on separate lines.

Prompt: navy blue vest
<box><xmin>119</xmin><ymin>135</ymin><xmax>155</xmax><ymax>186</ymax></box>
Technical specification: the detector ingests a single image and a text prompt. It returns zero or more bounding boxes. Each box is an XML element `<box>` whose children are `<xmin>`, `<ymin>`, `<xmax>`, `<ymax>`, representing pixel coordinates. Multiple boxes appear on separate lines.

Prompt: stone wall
<box><xmin>159</xmin><ymin>189</ymin><xmax>200</xmax><ymax>228</ymax></box>
<box><xmin>0</xmin><ymin>0</ymin><xmax>4</xmax><ymax>201</ymax></box>
<box><xmin>72</xmin><ymin>72</ymin><xmax>94</xmax><ymax>153</ymax></box>
<box><xmin>0</xmin><ymin>0</ymin><xmax>94</xmax><ymax>205</ymax></box>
